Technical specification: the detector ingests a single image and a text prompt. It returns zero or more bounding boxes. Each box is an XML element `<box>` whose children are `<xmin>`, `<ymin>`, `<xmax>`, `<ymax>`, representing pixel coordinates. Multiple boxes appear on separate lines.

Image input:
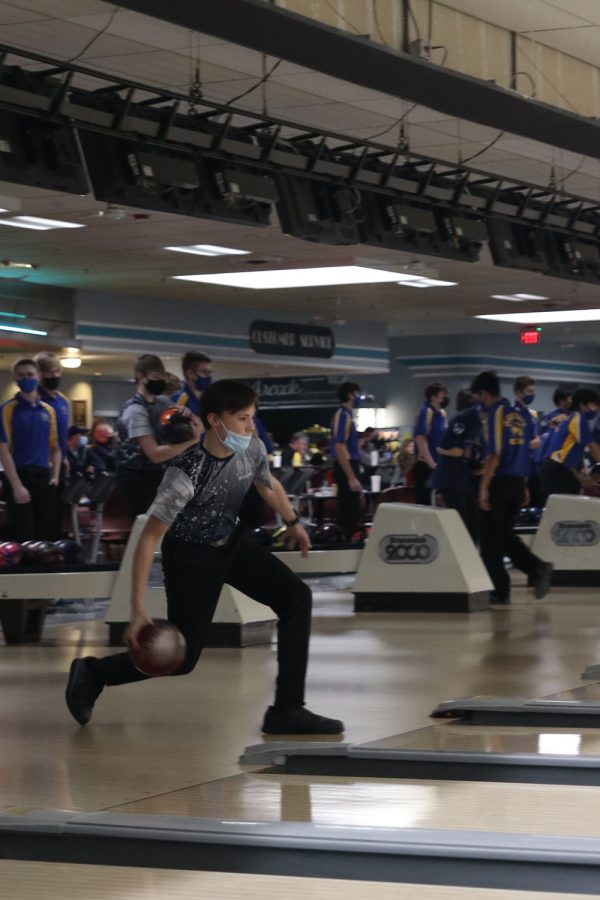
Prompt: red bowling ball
<box><xmin>0</xmin><ymin>542</ymin><xmax>22</xmax><ymax>566</ymax></box>
<box><xmin>129</xmin><ymin>620</ymin><xmax>187</xmax><ymax>677</ymax></box>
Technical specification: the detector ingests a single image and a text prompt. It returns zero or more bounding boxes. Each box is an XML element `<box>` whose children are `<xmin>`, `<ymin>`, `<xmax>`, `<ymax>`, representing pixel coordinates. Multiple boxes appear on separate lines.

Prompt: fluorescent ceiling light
<box><xmin>477</xmin><ymin>309</ymin><xmax>600</xmax><ymax>324</ymax></box>
<box><xmin>0</xmin><ymin>323</ymin><xmax>47</xmax><ymax>335</ymax></box>
<box><xmin>173</xmin><ymin>265</ymin><xmax>410</xmax><ymax>289</ymax></box>
<box><xmin>0</xmin><ymin>311</ymin><xmax>26</xmax><ymax>319</ymax></box>
<box><xmin>397</xmin><ymin>275</ymin><xmax>457</xmax><ymax>288</ymax></box>
<box><xmin>491</xmin><ymin>293</ymin><xmax>549</xmax><ymax>302</ymax></box>
<box><xmin>165</xmin><ymin>244</ymin><xmax>250</xmax><ymax>256</ymax></box>
<box><xmin>0</xmin><ymin>216</ymin><xmax>85</xmax><ymax>230</ymax></box>
<box><xmin>60</xmin><ymin>356</ymin><xmax>82</xmax><ymax>368</ymax></box>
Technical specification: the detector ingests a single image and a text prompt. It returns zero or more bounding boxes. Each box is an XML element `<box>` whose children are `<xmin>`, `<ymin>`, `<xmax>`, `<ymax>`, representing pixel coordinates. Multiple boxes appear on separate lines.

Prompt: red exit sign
<box><xmin>520</xmin><ymin>328</ymin><xmax>542</xmax><ymax>345</ymax></box>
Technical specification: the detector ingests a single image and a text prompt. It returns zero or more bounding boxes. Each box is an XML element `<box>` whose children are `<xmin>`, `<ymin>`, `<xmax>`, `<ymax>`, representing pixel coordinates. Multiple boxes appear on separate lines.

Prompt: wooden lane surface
<box><xmin>0</xmin><ymin>860</ymin><xmax>591</xmax><ymax>900</ymax></box>
<box><xmin>359</xmin><ymin>723</ymin><xmax>600</xmax><ymax>756</ymax></box>
<box><xmin>107</xmin><ymin>770</ymin><xmax>600</xmax><ymax>837</ymax></box>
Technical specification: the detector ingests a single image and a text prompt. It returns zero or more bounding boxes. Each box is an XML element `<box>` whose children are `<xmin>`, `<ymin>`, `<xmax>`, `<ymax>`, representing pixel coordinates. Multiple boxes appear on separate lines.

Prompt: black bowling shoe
<box><xmin>262</xmin><ymin>705</ymin><xmax>344</xmax><ymax>735</ymax></box>
<box><xmin>533</xmin><ymin>561</ymin><xmax>554</xmax><ymax>599</ymax></box>
<box><xmin>66</xmin><ymin>657</ymin><xmax>103</xmax><ymax>725</ymax></box>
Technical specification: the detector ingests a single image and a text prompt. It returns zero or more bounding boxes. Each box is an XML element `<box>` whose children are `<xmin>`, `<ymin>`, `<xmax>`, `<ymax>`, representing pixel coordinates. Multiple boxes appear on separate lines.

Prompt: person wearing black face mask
<box><xmin>116</xmin><ymin>354</ymin><xmax>198</xmax><ymax>522</ymax></box>
<box><xmin>0</xmin><ymin>358</ymin><xmax>61</xmax><ymax>541</ymax></box>
<box><xmin>540</xmin><ymin>388</ymin><xmax>600</xmax><ymax>503</ymax></box>
<box><xmin>172</xmin><ymin>350</ymin><xmax>214</xmax><ymax>417</ymax></box>
<box><xmin>413</xmin><ymin>381</ymin><xmax>450</xmax><ymax>505</ymax></box>
<box><xmin>35</xmin><ymin>351</ymin><xmax>71</xmax><ymax>538</ymax></box>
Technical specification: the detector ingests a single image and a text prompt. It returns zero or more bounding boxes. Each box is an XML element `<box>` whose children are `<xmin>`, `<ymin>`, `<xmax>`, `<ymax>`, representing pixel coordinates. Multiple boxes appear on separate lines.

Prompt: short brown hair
<box><xmin>514</xmin><ymin>375</ymin><xmax>535</xmax><ymax>393</ymax></box>
<box><xmin>134</xmin><ymin>354</ymin><xmax>165</xmax><ymax>379</ymax></box>
<box><xmin>13</xmin><ymin>358</ymin><xmax>38</xmax><ymax>374</ymax></box>
<box><xmin>34</xmin><ymin>351</ymin><xmax>61</xmax><ymax>373</ymax></box>
<box><xmin>181</xmin><ymin>350</ymin><xmax>212</xmax><ymax>374</ymax></box>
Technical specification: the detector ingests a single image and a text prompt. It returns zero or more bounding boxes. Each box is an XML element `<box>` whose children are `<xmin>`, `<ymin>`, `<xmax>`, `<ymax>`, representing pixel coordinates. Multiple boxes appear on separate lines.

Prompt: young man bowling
<box><xmin>66</xmin><ymin>380</ymin><xmax>343</xmax><ymax>735</ymax></box>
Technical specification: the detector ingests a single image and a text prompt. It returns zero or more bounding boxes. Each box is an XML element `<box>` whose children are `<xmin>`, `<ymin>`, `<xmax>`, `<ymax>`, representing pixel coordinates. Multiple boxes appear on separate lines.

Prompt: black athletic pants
<box><xmin>439</xmin><ymin>487</ymin><xmax>479</xmax><ymax>544</ymax></box>
<box><xmin>479</xmin><ymin>474</ymin><xmax>542</xmax><ymax>600</ymax></box>
<box><xmin>413</xmin><ymin>460</ymin><xmax>434</xmax><ymax>505</ymax></box>
<box><xmin>333</xmin><ymin>459</ymin><xmax>362</xmax><ymax>541</ymax></box>
<box><xmin>540</xmin><ymin>458</ymin><xmax>580</xmax><ymax>504</ymax></box>
<box><xmin>94</xmin><ymin>531</ymin><xmax>312</xmax><ymax>710</ymax></box>
<box><xmin>4</xmin><ymin>466</ymin><xmax>56</xmax><ymax>542</ymax></box>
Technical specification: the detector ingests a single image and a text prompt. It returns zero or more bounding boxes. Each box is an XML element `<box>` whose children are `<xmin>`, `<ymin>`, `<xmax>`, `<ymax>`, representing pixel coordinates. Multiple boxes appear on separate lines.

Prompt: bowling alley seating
<box><xmin>374</xmin><ymin>485</ymin><xmax>417</xmax><ymax>510</ymax></box>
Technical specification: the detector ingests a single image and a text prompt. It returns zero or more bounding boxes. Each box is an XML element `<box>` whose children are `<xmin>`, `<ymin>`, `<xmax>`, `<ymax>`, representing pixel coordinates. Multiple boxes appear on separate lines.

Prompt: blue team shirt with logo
<box><xmin>486</xmin><ymin>397</ymin><xmax>535</xmax><ymax>478</ymax></box>
<box><xmin>38</xmin><ymin>386</ymin><xmax>70</xmax><ymax>460</ymax></box>
<box><xmin>414</xmin><ymin>403</ymin><xmax>447</xmax><ymax>463</ymax></box>
<box><xmin>546</xmin><ymin>411</ymin><xmax>593</xmax><ymax>470</ymax></box>
<box><xmin>432</xmin><ymin>405</ymin><xmax>483</xmax><ymax>491</ymax></box>
<box><xmin>0</xmin><ymin>393</ymin><xmax>58</xmax><ymax>468</ymax></box>
<box><xmin>331</xmin><ymin>405</ymin><xmax>359</xmax><ymax>461</ymax></box>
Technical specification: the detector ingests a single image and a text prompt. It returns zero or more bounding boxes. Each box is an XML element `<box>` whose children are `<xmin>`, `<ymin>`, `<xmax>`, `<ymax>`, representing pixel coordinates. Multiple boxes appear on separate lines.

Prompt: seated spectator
<box><xmin>394</xmin><ymin>438</ymin><xmax>416</xmax><ymax>484</ymax></box>
<box><xmin>90</xmin><ymin>420</ymin><xmax>118</xmax><ymax>472</ymax></box>
<box><xmin>281</xmin><ymin>432</ymin><xmax>309</xmax><ymax>467</ymax></box>
<box><xmin>66</xmin><ymin>426</ymin><xmax>102</xmax><ymax>478</ymax></box>
<box><xmin>309</xmin><ymin>436</ymin><xmax>330</xmax><ymax>466</ymax></box>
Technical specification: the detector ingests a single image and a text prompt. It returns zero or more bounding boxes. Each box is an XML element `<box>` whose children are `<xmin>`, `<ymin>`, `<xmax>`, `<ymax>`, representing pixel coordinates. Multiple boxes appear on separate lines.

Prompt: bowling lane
<box><xmin>1</xmin><ymin>860</ymin><xmax>588</xmax><ymax>900</ymax></box>
<box><xmin>107</xmin><ymin>770</ymin><xmax>600</xmax><ymax>838</ymax></box>
<box><xmin>360</xmin><ymin>723</ymin><xmax>600</xmax><ymax>755</ymax></box>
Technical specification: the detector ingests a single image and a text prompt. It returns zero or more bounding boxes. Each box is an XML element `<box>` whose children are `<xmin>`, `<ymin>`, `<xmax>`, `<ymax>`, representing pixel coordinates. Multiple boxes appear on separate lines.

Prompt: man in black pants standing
<box><xmin>331</xmin><ymin>381</ymin><xmax>363</xmax><ymax>541</ymax></box>
<box><xmin>472</xmin><ymin>371</ymin><xmax>553</xmax><ymax>605</ymax></box>
<box><xmin>413</xmin><ymin>382</ymin><xmax>449</xmax><ymax>505</ymax></box>
<box><xmin>66</xmin><ymin>380</ymin><xmax>343</xmax><ymax>736</ymax></box>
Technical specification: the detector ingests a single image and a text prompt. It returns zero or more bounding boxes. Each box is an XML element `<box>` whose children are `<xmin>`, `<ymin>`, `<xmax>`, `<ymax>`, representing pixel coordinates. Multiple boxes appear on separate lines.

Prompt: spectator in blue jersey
<box><xmin>540</xmin><ymin>388</ymin><xmax>600</xmax><ymax>502</ymax></box>
<box><xmin>534</xmin><ymin>388</ymin><xmax>572</xmax><ymax>488</ymax></box>
<box><xmin>0</xmin><ymin>358</ymin><xmax>61</xmax><ymax>541</ymax></box>
<box><xmin>513</xmin><ymin>375</ymin><xmax>543</xmax><ymax>507</ymax></box>
<box><xmin>173</xmin><ymin>350</ymin><xmax>213</xmax><ymax>417</ymax></box>
<box><xmin>116</xmin><ymin>354</ymin><xmax>198</xmax><ymax>522</ymax></box>
<box><xmin>471</xmin><ymin>370</ymin><xmax>553</xmax><ymax>605</ymax></box>
<box><xmin>331</xmin><ymin>381</ymin><xmax>363</xmax><ymax>541</ymax></box>
<box><xmin>413</xmin><ymin>381</ymin><xmax>449</xmax><ymax>505</ymax></box>
<box><xmin>35</xmin><ymin>351</ymin><xmax>71</xmax><ymax>538</ymax></box>
<box><xmin>432</xmin><ymin>390</ymin><xmax>483</xmax><ymax>543</ymax></box>
<box><xmin>34</xmin><ymin>352</ymin><xmax>70</xmax><ymax>464</ymax></box>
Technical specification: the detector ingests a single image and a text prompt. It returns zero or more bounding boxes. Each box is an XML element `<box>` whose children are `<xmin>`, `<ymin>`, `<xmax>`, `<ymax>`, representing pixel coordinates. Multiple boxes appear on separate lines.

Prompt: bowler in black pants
<box><xmin>66</xmin><ymin>379</ymin><xmax>343</xmax><ymax>736</ymax></box>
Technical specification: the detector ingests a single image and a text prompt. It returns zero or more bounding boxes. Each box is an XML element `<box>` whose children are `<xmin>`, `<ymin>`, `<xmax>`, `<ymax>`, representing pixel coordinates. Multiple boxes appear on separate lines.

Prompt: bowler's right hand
<box><xmin>125</xmin><ymin>610</ymin><xmax>155</xmax><ymax>651</ymax></box>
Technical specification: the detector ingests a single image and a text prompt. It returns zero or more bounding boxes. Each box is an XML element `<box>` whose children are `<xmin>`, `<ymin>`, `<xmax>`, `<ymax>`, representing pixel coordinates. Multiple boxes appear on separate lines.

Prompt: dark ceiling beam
<box><xmin>118</xmin><ymin>0</ymin><xmax>600</xmax><ymax>161</ymax></box>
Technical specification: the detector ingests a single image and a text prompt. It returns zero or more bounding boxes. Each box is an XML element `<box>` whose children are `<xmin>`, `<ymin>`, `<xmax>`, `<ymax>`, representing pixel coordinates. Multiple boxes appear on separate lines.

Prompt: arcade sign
<box><xmin>249</xmin><ymin>319</ymin><xmax>335</xmax><ymax>358</ymax></box>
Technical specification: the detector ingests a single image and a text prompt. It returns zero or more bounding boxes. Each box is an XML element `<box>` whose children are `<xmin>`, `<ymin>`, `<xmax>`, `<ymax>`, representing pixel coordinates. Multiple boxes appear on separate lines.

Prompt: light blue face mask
<box><xmin>79</xmin><ymin>435</ymin><xmax>88</xmax><ymax>447</ymax></box>
<box><xmin>217</xmin><ymin>418</ymin><xmax>252</xmax><ymax>453</ymax></box>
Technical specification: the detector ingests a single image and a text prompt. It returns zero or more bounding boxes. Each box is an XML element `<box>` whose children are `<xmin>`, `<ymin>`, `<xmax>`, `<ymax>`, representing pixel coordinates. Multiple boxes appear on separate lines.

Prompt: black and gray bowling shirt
<box><xmin>148</xmin><ymin>436</ymin><xmax>272</xmax><ymax>545</ymax></box>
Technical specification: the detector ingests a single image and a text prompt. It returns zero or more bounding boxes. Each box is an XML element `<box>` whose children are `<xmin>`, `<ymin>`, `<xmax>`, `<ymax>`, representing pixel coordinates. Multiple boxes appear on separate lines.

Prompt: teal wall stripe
<box><xmin>78</xmin><ymin>323</ymin><xmax>388</xmax><ymax>361</ymax></box>
<box><xmin>398</xmin><ymin>355</ymin><xmax>600</xmax><ymax>376</ymax></box>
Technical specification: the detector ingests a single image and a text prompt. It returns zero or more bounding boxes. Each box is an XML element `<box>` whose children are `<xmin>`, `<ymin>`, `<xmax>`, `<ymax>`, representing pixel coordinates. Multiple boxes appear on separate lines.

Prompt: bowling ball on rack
<box><xmin>0</xmin><ymin>541</ymin><xmax>22</xmax><ymax>566</ymax></box>
<box><xmin>29</xmin><ymin>541</ymin><xmax>61</xmax><ymax>565</ymax></box>
<box><xmin>54</xmin><ymin>539</ymin><xmax>85</xmax><ymax>565</ymax></box>
<box><xmin>302</xmin><ymin>523</ymin><xmax>320</xmax><ymax>543</ymax></box>
<box><xmin>20</xmin><ymin>541</ymin><xmax>39</xmax><ymax>564</ymax></box>
<box><xmin>129</xmin><ymin>620</ymin><xmax>187</xmax><ymax>677</ymax></box>
<box><xmin>317</xmin><ymin>523</ymin><xmax>345</xmax><ymax>545</ymax></box>
<box><xmin>159</xmin><ymin>407</ymin><xmax>194</xmax><ymax>444</ymax></box>
<box><xmin>251</xmin><ymin>526</ymin><xmax>272</xmax><ymax>548</ymax></box>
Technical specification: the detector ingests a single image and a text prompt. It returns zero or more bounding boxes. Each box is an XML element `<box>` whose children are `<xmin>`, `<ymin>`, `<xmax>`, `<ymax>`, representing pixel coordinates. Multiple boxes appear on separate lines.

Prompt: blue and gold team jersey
<box><xmin>331</xmin><ymin>405</ymin><xmax>359</xmax><ymax>461</ymax></box>
<box><xmin>0</xmin><ymin>393</ymin><xmax>58</xmax><ymax>468</ymax></box>
<box><xmin>414</xmin><ymin>403</ymin><xmax>447</xmax><ymax>463</ymax></box>
<box><xmin>38</xmin><ymin>387</ymin><xmax>70</xmax><ymax>459</ymax></box>
<box><xmin>174</xmin><ymin>389</ymin><xmax>201</xmax><ymax>417</ymax></box>
<box><xmin>547</xmin><ymin>411</ymin><xmax>593</xmax><ymax>470</ymax></box>
<box><xmin>486</xmin><ymin>397</ymin><xmax>535</xmax><ymax>478</ymax></box>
